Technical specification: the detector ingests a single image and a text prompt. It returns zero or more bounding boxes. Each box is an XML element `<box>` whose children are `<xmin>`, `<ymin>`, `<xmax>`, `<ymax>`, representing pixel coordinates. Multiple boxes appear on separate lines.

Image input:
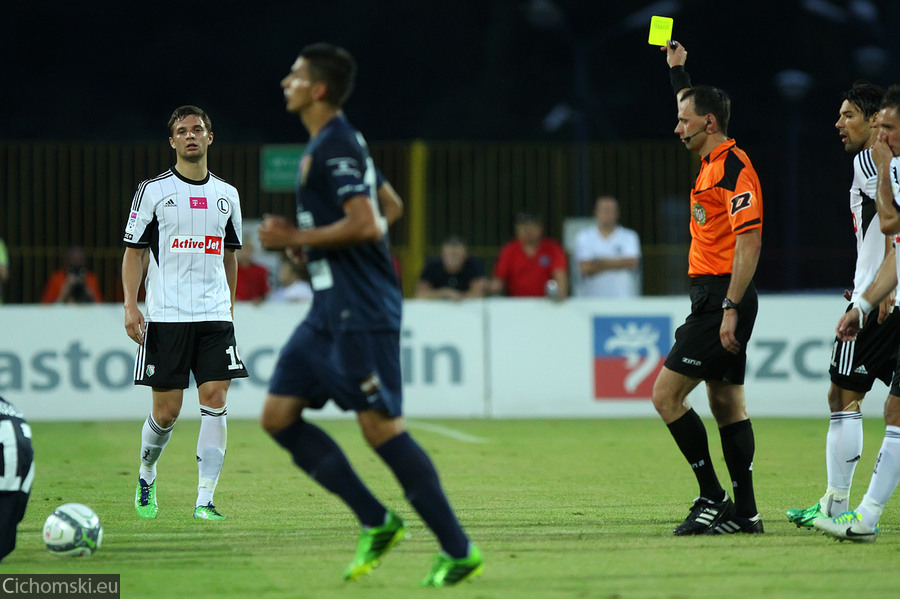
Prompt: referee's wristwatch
<box><xmin>722</xmin><ymin>298</ymin><xmax>739</xmax><ymax>310</ymax></box>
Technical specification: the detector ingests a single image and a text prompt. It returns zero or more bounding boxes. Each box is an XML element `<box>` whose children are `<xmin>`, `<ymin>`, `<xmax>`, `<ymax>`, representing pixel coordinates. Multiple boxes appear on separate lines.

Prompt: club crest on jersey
<box><xmin>217</xmin><ymin>198</ymin><xmax>229</xmax><ymax>214</ymax></box>
<box><xmin>146</xmin><ymin>365</ymin><xmax>156</xmax><ymax>377</ymax></box>
<box><xmin>692</xmin><ymin>201</ymin><xmax>707</xmax><ymax>225</ymax></box>
<box><xmin>169</xmin><ymin>235</ymin><xmax>223</xmax><ymax>255</ymax></box>
<box><xmin>189</xmin><ymin>197</ymin><xmax>208</xmax><ymax>209</ymax></box>
<box><xmin>299</xmin><ymin>155</ymin><xmax>312</xmax><ymax>187</ymax></box>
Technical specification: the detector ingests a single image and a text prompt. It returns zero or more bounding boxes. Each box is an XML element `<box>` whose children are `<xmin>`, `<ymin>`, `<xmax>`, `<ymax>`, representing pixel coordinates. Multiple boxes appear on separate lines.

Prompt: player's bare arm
<box><xmin>877</xmin><ymin>234</ymin><xmax>896</xmax><ymax>323</ymax></box>
<box><xmin>720</xmin><ymin>228</ymin><xmax>761</xmax><ymax>354</ymax></box>
<box><xmin>838</xmin><ymin>245</ymin><xmax>898</xmax><ymax>340</ymax></box>
<box><xmin>378</xmin><ymin>181</ymin><xmax>403</xmax><ymax>226</ymax></box>
<box><xmin>224</xmin><ymin>249</ymin><xmax>238</xmax><ymax>314</ymax></box>
<box><xmin>874</xmin><ymin>134</ymin><xmax>900</xmax><ymax>235</ymax></box>
<box><xmin>259</xmin><ymin>195</ymin><xmax>383</xmax><ymax>251</ymax></box>
<box><xmin>121</xmin><ymin>247</ymin><xmax>146</xmax><ymax>344</ymax></box>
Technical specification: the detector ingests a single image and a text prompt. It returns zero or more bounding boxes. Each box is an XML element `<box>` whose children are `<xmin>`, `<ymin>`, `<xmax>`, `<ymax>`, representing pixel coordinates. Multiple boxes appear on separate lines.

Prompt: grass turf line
<box><xmin>3</xmin><ymin>418</ymin><xmax>897</xmax><ymax>598</ymax></box>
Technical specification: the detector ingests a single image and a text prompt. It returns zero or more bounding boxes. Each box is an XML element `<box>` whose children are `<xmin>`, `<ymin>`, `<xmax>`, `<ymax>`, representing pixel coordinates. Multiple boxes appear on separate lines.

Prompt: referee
<box><xmin>652</xmin><ymin>40</ymin><xmax>764</xmax><ymax>536</ymax></box>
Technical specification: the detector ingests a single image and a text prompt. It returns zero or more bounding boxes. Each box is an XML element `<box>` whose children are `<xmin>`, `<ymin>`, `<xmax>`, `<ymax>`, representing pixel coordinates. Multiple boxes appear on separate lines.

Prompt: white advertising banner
<box><xmin>487</xmin><ymin>296</ymin><xmax>860</xmax><ymax>418</ymax></box>
<box><xmin>0</xmin><ymin>296</ymin><xmax>875</xmax><ymax>420</ymax></box>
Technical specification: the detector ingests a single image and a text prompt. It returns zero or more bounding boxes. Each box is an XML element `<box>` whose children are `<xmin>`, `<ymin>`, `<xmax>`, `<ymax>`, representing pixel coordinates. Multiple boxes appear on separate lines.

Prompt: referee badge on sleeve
<box><xmin>692</xmin><ymin>201</ymin><xmax>707</xmax><ymax>225</ymax></box>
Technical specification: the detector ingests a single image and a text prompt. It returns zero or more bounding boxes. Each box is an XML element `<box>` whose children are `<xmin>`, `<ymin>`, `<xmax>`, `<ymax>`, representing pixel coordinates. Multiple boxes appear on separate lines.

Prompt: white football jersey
<box><xmin>123</xmin><ymin>169</ymin><xmax>242</xmax><ymax>322</ymax></box>
<box><xmin>850</xmin><ymin>149</ymin><xmax>899</xmax><ymax>303</ymax></box>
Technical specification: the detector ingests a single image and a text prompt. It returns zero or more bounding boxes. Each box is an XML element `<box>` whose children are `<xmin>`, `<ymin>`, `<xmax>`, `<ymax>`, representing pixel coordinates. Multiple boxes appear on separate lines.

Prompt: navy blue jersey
<box><xmin>296</xmin><ymin>114</ymin><xmax>401</xmax><ymax>332</ymax></box>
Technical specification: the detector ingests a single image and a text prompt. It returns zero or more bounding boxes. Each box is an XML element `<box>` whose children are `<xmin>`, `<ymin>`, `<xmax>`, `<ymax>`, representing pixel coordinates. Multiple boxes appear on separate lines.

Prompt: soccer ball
<box><xmin>42</xmin><ymin>503</ymin><xmax>103</xmax><ymax>557</ymax></box>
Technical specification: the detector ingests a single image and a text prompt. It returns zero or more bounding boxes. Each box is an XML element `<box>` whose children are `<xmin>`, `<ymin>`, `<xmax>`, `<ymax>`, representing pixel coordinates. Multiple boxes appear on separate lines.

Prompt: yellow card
<box><xmin>648</xmin><ymin>16</ymin><xmax>673</xmax><ymax>46</ymax></box>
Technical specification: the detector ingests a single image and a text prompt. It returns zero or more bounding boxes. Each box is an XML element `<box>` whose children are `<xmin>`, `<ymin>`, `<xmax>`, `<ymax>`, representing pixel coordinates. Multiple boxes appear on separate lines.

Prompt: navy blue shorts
<box><xmin>268</xmin><ymin>322</ymin><xmax>403</xmax><ymax>417</ymax></box>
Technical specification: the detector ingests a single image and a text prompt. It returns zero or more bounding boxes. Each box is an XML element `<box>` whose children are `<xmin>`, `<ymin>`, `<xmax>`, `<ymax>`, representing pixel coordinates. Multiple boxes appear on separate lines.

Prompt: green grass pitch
<box><xmin>3</xmin><ymin>417</ymin><xmax>898</xmax><ymax>598</ymax></box>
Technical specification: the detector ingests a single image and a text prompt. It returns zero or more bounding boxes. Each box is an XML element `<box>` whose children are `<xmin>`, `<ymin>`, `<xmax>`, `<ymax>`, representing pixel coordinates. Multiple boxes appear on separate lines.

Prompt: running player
<box><xmin>0</xmin><ymin>395</ymin><xmax>34</xmax><ymax>563</ymax></box>
<box><xmin>258</xmin><ymin>43</ymin><xmax>482</xmax><ymax>587</ymax></box>
<box><xmin>653</xmin><ymin>41</ymin><xmax>764</xmax><ymax>535</ymax></box>
<box><xmin>122</xmin><ymin>105</ymin><xmax>248</xmax><ymax>521</ymax></box>
<box><xmin>787</xmin><ymin>82</ymin><xmax>899</xmax><ymax>528</ymax></box>
<box><xmin>815</xmin><ymin>86</ymin><xmax>900</xmax><ymax>542</ymax></box>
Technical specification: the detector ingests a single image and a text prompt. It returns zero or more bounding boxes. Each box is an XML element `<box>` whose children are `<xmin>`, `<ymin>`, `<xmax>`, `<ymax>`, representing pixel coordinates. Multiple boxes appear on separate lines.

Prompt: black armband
<box><xmin>669</xmin><ymin>65</ymin><xmax>692</xmax><ymax>96</ymax></box>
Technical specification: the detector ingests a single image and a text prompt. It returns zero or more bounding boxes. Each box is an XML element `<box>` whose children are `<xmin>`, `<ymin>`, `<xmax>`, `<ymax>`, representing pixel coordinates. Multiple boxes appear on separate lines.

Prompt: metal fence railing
<box><xmin>0</xmin><ymin>139</ymin><xmax>696</xmax><ymax>303</ymax></box>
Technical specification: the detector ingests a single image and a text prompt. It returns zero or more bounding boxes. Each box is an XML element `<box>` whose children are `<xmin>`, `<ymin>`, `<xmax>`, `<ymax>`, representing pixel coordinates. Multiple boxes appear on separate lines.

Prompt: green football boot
<box><xmin>135</xmin><ymin>478</ymin><xmax>158</xmax><ymax>519</ymax></box>
<box><xmin>193</xmin><ymin>503</ymin><xmax>226</xmax><ymax>520</ymax></box>
<box><xmin>343</xmin><ymin>510</ymin><xmax>407</xmax><ymax>581</ymax></box>
<box><xmin>786</xmin><ymin>502</ymin><xmax>826</xmax><ymax>528</ymax></box>
<box><xmin>420</xmin><ymin>543</ymin><xmax>484</xmax><ymax>587</ymax></box>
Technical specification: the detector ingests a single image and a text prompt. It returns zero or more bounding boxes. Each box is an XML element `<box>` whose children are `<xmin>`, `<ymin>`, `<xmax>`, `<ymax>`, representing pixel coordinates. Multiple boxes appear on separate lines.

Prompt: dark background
<box><xmin>3</xmin><ymin>0</ymin><xmax>900</xmax><ymax>291</ymax></box>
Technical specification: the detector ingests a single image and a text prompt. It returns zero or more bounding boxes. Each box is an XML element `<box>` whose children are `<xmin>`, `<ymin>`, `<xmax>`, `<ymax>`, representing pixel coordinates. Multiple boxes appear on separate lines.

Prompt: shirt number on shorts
<box><xmin>0</xmin><ymin>419</ymin><xmax>34</xmax><ymax>493</ymax></box>
<box><xmin>225</xmin><ymin>345</ymin><xmax>244</xmax><ymax>371</ymax></box>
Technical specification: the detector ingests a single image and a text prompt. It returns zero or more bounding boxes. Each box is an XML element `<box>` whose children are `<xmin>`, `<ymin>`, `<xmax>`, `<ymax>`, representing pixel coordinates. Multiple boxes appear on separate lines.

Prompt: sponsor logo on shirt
<box><xmin>169</xmin><ymin>235</ymin><xmax>223</xmax><ymax>255</ymax></box>
<box><xmin>126</xmin><ymin>211</ymin><xmax>138</xmax><ymax>233</ymax></box>
<box><xmin>164</xmin><ymin>198</ymin><xmax>176</xmax><ymax>207</ymax></box>
<box><xmin>327</xmin><ymin>157</ymin><xmax>361</xmax><ymax>178</ymax></box>
<box><xmin>190</xmin><ymin>197</ymin><xmax>208</xmax><ymax>209</ymax></box>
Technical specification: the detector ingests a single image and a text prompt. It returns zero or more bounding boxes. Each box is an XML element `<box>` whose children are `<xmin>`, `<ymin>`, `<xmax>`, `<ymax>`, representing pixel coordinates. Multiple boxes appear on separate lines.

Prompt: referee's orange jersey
<box><xmin>688</xmin><ymin>138</ymin><xmax>763</xmax><ymax>277</ymax></box>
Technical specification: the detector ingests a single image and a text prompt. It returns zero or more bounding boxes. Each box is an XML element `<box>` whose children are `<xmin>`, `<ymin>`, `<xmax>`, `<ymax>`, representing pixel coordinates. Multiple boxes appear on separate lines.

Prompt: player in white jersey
<box><xmin>787</xmin><ymin>82</ymin><xmax>900</xmax><ymax>528</ymax></box>
<box><xmin>122</xmin><ymin>105</ymin><xmax>248</xmax><ymax>521</ymax></box>
<box><xmin>815</xmin><ymin>86</ymin><xmax>900</xmax><ymax>542</ymax></box>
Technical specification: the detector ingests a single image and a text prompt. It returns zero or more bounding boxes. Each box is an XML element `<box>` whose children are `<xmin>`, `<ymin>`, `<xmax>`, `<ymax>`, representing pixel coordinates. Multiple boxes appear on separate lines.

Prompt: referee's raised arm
<box><xmin>664</xmin><ymin>40</ymin><xmax>691</xmax><ymax>101</ymax></box>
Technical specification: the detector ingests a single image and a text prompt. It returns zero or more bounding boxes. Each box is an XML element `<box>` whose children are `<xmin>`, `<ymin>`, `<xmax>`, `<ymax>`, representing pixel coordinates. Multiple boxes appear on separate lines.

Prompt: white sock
<box><xmin>196</xmin><ymin>405</ymin><xmax>227</xmax><ymax>507</ymax></box>
<box><xmin>856</xmin><ymin>425</ymin><xmax>900</xmax><ymax>529</ymax></box>
<box><xmin>139</xmin><ymin>414</ymin><xmax>174</xmax><ymax>484</ymax></box>
<box><xmin>824</xmin><ymin>411</ymin><xmax>862</xmax><ymax>515</ymax></box>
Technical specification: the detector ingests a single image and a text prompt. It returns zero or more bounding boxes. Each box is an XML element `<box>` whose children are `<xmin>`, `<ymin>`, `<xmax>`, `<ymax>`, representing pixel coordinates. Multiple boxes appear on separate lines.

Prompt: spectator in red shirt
<box><xmin>235</xmin><ymin>239</ymin><xmax>270</xmax><ymax>304</ymax></box>
<box><xmin>490</xmin><ymin>213</ymin><xmax>569</xmax><ymax>298</ymax></box>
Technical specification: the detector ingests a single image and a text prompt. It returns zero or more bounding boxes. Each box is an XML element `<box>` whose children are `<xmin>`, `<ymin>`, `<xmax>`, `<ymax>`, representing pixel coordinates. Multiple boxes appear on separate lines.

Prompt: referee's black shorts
<box><xmin>830</xmin><ymin>304</ymin><xmax>900</xmax><ymax>393</ymax></box>
<box><xmin>664</xmin><ymin>275</ymin><xmax>758</xmax><ymax>385</ymax></box>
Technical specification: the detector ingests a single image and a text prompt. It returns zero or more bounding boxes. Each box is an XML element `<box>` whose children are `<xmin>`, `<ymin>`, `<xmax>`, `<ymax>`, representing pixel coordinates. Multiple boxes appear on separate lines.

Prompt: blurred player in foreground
<box><xmin>652</xmin><ymin>40</ymin><xmax>764</xmax><ymax>535</ymax></box>
<box><xmin>122</xmin><ymin>105</ymin><xmax>248</xmax><ymax>521</ymax></box>
<box><xmin>787</xmin><ymin>82</ymin><xmax>899</xmax><ymax>528</ymax></box>
<box><xmin>258</xmin><ymin>43</ymin><xmax>482</xmax><ymax>586</ymax></box>
<box><xmin>815</xmin><ymin>86</ymin><xmax>900</xmax><ymax>542</ymax></box>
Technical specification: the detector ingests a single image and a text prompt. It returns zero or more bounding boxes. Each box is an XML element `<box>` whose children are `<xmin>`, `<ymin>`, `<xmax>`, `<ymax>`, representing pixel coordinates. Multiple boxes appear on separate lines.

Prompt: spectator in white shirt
<box><xmin>574</xmin><ymin>196</ymin><xmax>641</xmax><ymax>298</ymax></box>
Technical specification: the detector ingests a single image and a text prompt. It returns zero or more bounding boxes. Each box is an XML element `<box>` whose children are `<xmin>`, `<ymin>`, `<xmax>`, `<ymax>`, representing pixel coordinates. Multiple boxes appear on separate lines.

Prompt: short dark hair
<box><xmin>843</xmin><ymin>80</ymin><xmax>884</xmax><ymax>120</ymax></box>
<box><xmin>681</xmin><ymin>86</ymin><xmax>731</xmax><ymax>136</ymax></box>
<box><xmin>167</xmin><ymin>105</ymin><xmax>212</xmax><ymax>137</ymax></box>
<box><xmin>299</xmin><ymin>43</ymin><xmax>356</xmax><ymax>106</ymax></box>
<box><xmin>882</xmin><ymin>85</ymin><xmax>900</xmax><ymax>113</ymax></box>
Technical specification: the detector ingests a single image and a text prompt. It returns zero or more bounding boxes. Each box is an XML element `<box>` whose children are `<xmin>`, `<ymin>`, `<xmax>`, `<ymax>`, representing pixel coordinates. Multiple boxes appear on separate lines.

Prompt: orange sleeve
<box><xmin>40</xmin><ymin>271</ymin><xmax>65</xmax><ymax>303</ymax></box>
